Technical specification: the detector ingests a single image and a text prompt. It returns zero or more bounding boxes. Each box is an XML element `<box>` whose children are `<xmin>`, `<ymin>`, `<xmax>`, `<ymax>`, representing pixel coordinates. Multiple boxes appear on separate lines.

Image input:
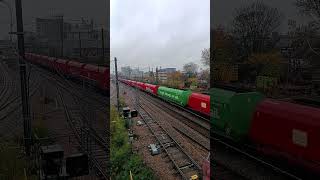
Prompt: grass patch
<box><xmin>119</xmin><ymin>96</ymin><xmax>126</xmax><ymax>108</ymax></box>
<box><xmin>32</xmin><ymin>113</ymin><xmax>54</xmax><ymax>146</ymax></box>
<box><xmin>0</xmin><ymin>140</ymin><xmax>38</xmax><ymax>180</ymax></box>
<box><xmin>33</xmin><ymin>113</ymin><xmax>49</xmax><ymax>138</ymax></box>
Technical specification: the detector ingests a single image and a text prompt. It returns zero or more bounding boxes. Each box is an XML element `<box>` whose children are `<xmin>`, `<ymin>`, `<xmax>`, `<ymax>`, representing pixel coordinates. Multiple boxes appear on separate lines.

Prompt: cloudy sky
<box><xmin>110</xmin><ymin>0</ymin><xmax>210</xmax><ymax>72</ymax></box>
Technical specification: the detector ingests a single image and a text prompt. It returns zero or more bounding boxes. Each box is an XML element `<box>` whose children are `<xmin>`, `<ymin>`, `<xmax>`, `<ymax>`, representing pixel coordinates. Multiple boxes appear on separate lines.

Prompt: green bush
<box><xmin>33</xmin><ymin>114</ymin><xmax>49</xmax><ymax>138</ymax></box>
<box><xmin>0</xmin><ymin>141</ymin><xmax>38</xmax><ymax>179</ymax></box>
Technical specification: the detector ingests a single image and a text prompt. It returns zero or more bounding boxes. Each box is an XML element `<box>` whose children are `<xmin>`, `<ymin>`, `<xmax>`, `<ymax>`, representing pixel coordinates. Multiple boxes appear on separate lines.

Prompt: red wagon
<box><xmin>55</xmin><ymin>59</ymin><xmax>69</xmax><ymax>74</ymax></box>
<box><xmin>38</xmin><ymin>55</ymin><xmax>49</xmax><ymax>67</ymax></box>
<box><xmin>26</xmin><ymin>53</ymin><xmax>41</xmax><ymax>64</ymax></box>
<box><xmin>24</xmin><ymin>53</ymin><xmax>32</xmax><ymax>63</ymax></box>
<box><xmin>82</xmin><ymin>64</ymin><xmax>100</xmax><ymax>80</ymax></box>
<box><xmin>249</xmin><ymin>99</ymin><xmax>320</xmax><ymax>174</ymax></box>
<box><xmin>67</xmin><ymin>61</ymin><xmax>85</xmax><ymax>77</ymax></box>
<box><xmin>131</xmin><ymin>80</ymin><xmax>138</xmax><ymax>88</ymax></box>
<box><xmin>145</xmin><ymin>83</ymin><xmax>159</xmax><ymax>95</ymax></box>
<box><xmin>34</xmin><ymin>54</ymin><xmax>44</xmax><ymax>65</ymax></box>
<box><xmin>137</xmin><ymin>82</ymin><xmax>146</xmax><ymax>91</ymax></box>
<box><xmin>47</xmin><ymin>56</ymin><xmax>57</xmax><ymax>69</ymax></box>
<box><xmin>187</xmin><ymin>93</ymin><xmax>210</xmax><ymax>116</ymax></box>
<box><xmin>98</xmin><ymin>66</ymin><xmax>109</xmax><ymax>90</ymax></box>
<box><xmin>128</xmin><ymin>80</ymin><xmax>134</xmax><ymax>86</ymax></box>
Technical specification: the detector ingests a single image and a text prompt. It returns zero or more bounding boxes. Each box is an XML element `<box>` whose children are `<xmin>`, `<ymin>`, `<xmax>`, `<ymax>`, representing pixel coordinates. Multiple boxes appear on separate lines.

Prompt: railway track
<box><xmin>27</xmin><ymin>63</ymin><xmax>109</xmax><ymax>179</ymax></box>
<box><xmin>211</xmin><ymin>135</ymin><xmax>302</xmax><ymax>180</ymax></box>
<box><xmin>115</xmin><ymin>82</ymin><xmax>206</xmax><ymax>179</ymax></box>
<box><xmin>0</xmin><ymin>58</ymin><xmax>42</xmax><ymax>139</ymax></box>
<box><xmin>58</xmin><ymin>89</ymin><xmax>109</xmax><ymax>179</ymax></box>
<box><xmin>135</xmin><ymin>98</ymin><xmax>202</xmax><ymax>180</ymax></box>
<box><xmin>0</xmin><ymin>62</ymin><xmax>13</xmax><ymax>107</ymax></box>
<box><xmin>120</xmin><ymin>83</ymin><xmax>210</xmax><ymax>150</ymax></box>
<box><xmin>33</xmin><ymin>65</ymin><xmax>109</xmax><ymax>114</ymax></box>
<box><xmin>24</xmin><ymin>62</ymin><xmax>109</xmax><ymax>137</ymax></box>
<box><xmin>118</xmin><ymin>81</ymin><xmax>306</xmax><ymax>179</ymax></box>
<box><xmin>138</xmin><ymin>94</ymin><xmax>209</xmax><ymax>152</ymax></box>
<box><xmin>212</xmin><ymin>160</ymin><xmax>247</xmax><ymax>180</ymax></box>
<box><xmin>139</xmin><ymin>91</ymin><xmax>209</xmax><ymax>134</ymax></box>
<box><xmin>0</xmin><ymin>60</ymin><xmax>19</xmax><ymax>110</ymax></box>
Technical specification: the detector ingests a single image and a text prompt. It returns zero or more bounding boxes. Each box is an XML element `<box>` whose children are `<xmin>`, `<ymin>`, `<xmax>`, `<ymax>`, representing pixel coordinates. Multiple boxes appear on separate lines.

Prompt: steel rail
<box><xmin>136</xmin><ymin>98</ymin><xmax>201</xmax><ymax>180</ymax></box>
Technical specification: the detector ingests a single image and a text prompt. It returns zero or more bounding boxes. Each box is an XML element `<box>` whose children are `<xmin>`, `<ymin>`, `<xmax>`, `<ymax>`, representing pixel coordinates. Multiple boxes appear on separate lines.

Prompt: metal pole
<box><xmin>15</xmin><ymin>0</ymin><xmax>31</xmax><ymax>156</ymax></box>
<box><xmin>156</xmin><ymin>67</ymin><xmax>159</xmax><ymax>84</ymax></box>
<box><xmin>115</xmin><ymin>57</ymin><xmax>120</xmax><ymax>112</ymax></box>
<box><xmin>79</xmin><ymin>32</ymin><xmax>81</xmax><ymax>58</ymax></box>
<box><xmin>61</xmin><ymin>15</ymin><xmax>64</xmax><ymax>58</ymax></box>
<box><xmin>101</xmin><ymin>28</ymin><xmax>105</xmax><ymax>65</ymax></box>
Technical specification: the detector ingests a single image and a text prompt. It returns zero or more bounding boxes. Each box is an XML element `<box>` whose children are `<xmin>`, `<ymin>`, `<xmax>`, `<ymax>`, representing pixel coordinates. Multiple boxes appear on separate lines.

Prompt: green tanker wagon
<box><xmin>157</xmin><ymin>86</ymin><xmax>192</xmax><ymax>106</ymax></box>
<box><xmin>210</xmin><ymin>88</ymin><xmax>264</xmax><ymax>142</ymax></box>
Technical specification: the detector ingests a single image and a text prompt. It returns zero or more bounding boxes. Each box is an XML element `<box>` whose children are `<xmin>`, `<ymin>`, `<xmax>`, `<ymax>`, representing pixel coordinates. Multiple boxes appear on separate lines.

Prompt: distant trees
<box><xmin>295</xmin><ymin>0</ymin><xmax>320</xmax><ymax>22</ymax></box>
<box><xmin>167</xmin><ymin>71</ymin><xmax>183</xmax><ymax>89</ymax></box>
<box><xmin>213</xmin><ymin>27</ymin><xmax>235</xmax><ymax>63</ymax></box>
<box><xmin>232</xmin><ymin>1</ymin><xmax>283</xmax><ymax>58</ymax></box>
<box><xmin>200</xmin><ymin>48</ymin><xmax>210</xmax><ymax>88</ymax></box>
<box><xmin>183</xmin><ymin>62</ymin><xmax>199</xmax><ymax>77</ymax></box>
<box><xmin>294</xmin><ymin>0</ymin><xmax>320</xmax><ymax>65</ymax></box>
<box><xmin>247</xmin><ymin>51</ymin><xmax>283</xmax><ymax>78</ymax></box>
<box><xmin>201</xmin><ymin>48</ymin><xmax>210</xmax><ymax>66</ymax></box>
<box><xmin>211</xmin><ymin>27</ymin><xmax>239</xmax><ymax>84</ymax></box>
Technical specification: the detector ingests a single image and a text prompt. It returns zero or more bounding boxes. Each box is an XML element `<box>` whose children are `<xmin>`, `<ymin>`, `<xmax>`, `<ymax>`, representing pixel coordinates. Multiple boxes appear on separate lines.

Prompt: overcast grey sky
<box><xmin>0</xmin><ymin>0</ymin><xmax>107</xmax><ymax>39</ymax></box>
<box><xmin>110</xmin><ymin>0</ymin><xmax>210</xmax><ymax>72</ymax></box>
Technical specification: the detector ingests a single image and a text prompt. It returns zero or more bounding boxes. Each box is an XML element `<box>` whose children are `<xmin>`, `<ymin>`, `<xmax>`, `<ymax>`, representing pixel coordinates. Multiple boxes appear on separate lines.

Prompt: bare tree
<box><xmin>201</xmin><ymin>48</ymin><xmax>210</xmax><ymax>66</ymax></box>
<box><xmin>232</xmin><ymin>1</ymin><xmax>283</xmax><ymax>58</ymax></box>
<box><xmin>295</xmin><ymin>0</ymin><xmax>320</xmax><ymax>22</ymax></box>
<box><xmin>183</xmin><ymin>62</ymin><xmax>199</xmax><ymax>76</ymax></box>
<box><xmin>294</xmin><ymin>1</ymin><xmax>320</xmax><ymax>61</ymax></box>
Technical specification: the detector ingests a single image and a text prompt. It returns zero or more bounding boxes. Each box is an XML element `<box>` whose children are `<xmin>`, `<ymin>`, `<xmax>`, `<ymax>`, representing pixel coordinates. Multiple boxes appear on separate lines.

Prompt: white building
<box><xmin>158</xmin><ymin>68</ymin><xmax>176</xmax><ymax>82</ymax></box>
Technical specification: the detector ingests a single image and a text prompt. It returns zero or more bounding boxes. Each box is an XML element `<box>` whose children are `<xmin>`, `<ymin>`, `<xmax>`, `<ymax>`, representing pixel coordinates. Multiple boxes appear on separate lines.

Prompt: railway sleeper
<box><xmin>161</xmin><ymin>153</ymin><xmax>169</xmax><ymax>158</ymax></box>
<box><xmin>176</xmin><ymin>158</ymin><xmax>193</xmax><ymax>167</ymax></box>
<box><xmin>167</xmin><ymin>149</ymin><xmax>181</xmax><ymax>157</ymax></box>
<box><xmin>158</xmin><ymin>137</ymin><xmax>168</xmax><ymax>142</ymax></box>
<box><xmin>156</xmin><ymin>133</ymin><xmax>168</xmax><ymax>140</ymax></box>
<box><xmin>179</xmin><ymin>163</ymin><xmax>195</xmax><ymax>170</ymax></box>
<box><xmin>148</xmin><ymin>124</ymin><xmax>159</xmax><ymax>129</ymax></box>
<box><xmin>162</xmin><ymin>141</ymin><xmax>175</xmax><ymax>148</ymax></box>
<box><xmin>164</xmin><ymin>157</ymin><xmax>173</xmax><ymax>163</ymax></box>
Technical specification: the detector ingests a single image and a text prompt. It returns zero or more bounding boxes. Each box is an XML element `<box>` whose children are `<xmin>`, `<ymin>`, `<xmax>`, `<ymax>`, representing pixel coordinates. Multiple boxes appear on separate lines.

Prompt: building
<box><xmin>158</xmin><ymin>68</ymin><xmax>176</xmax><ymax>82</ymax></box>
<box><xmin>36</xmin><ymin>15</ymin><xmax>64</xmax><ymax>40</ymax></box>
<box><xmin>143</xmin><ymin>71</ymin><xmax>155</xmax><ymax>83</ymax></box>
<box><xmin>131</xmin><ymin>68</ymin><xmax>144</xmax><ymax>80</ymax></box>
<box><xmin>31</xmin><ymin>15</ymin><xmax>109</xmax><ymax>65</ymax></box>
<box><xmin>121</xmin><ymin>66</ymin><xmax>132</xmax><ymax>78</ymax></box>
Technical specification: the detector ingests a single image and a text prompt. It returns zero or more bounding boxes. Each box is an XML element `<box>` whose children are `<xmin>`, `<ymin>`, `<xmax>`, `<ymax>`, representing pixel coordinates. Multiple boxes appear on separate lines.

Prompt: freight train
<box><xmin>119</xmin><ymin>78</ymin><xmax>211</xmax><ymax>180</ymax></box>
<box><xmin>119</xmin><ymin>79</ymin><xmax>210</xmax><ymax>117</ymax></box>
<box><xmin>26</xmin><ymin>53</ymin><xmax>320</xmax><ymax>176</ymax></box>
<box><xmin>23</xmin><ymin>53</ymin><xmax>211</xmax><ymax>179</ymax></box>
<box><xmin>24</xmin><ymin>53</ymin><xmax>109</xmax><ymax>91</ymax></box>
<box><xmin>211</xmin><ymin>87</ymin><xmax>320</xmax><ymax>175</ymax></box>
